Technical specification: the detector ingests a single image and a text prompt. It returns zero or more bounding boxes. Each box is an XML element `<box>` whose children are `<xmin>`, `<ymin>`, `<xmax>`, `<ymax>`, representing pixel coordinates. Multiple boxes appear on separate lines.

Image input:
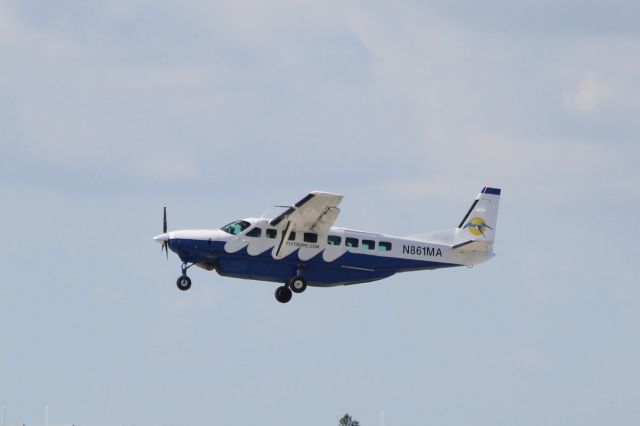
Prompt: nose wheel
<box><xmin>176</xmin><ymin>262</ymin><xmax>194</xmax><ymax>291</ymax></box>
<box><xmin>177</xmin><ymin>276</ymin><xmax>192</xmax><ymax>291</ymax></box>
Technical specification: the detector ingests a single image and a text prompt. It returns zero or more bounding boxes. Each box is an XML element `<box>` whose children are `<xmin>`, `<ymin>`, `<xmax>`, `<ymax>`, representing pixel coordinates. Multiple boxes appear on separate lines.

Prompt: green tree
<box><xmin>339</xmin><ymin>413</ymin><xmax>360</xmax><ymax>426</ymax></box>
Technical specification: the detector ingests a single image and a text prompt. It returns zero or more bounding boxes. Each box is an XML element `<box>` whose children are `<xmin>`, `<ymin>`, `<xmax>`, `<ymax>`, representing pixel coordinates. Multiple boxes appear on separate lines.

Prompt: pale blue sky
<box><xmin>1</xmin><ymin>1</ymin><xmax>639</xmax><ymax>425</ymax></box>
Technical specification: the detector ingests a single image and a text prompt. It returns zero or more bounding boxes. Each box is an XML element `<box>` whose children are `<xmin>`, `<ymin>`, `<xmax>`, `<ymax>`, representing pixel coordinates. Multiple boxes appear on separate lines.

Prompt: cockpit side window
<box><xmin>220</xmin><ymin>220</ymin><xmax>251</xmax><ymax>235</ymax></box>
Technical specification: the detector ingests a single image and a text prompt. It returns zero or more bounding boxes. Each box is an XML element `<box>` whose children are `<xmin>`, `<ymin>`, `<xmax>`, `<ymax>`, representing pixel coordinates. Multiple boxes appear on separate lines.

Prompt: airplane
<box><xmin>153</xmin><ymin>186</ymin><xmax>501</xmax><ymax>303</ymax></box>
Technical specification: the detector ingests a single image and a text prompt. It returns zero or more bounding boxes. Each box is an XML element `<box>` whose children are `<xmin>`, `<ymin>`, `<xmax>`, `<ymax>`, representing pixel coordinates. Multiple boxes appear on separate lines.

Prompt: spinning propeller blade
<box><xmin>163</xmin><ymin>205</ymin><xmax>167</xmax><ymax>233</ymax></box>
<box><xmin>161</xmin><ymin>205</ymin><xmax>168</xmax><ymax>259</ymax></box>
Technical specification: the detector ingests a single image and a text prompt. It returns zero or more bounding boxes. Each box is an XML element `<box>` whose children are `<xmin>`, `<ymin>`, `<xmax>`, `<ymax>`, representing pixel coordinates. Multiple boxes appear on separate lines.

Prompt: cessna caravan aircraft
<box><xmin>153</xmin><ymin>187</ymin><xmax>501</xmax><ymax>303</ymax></box>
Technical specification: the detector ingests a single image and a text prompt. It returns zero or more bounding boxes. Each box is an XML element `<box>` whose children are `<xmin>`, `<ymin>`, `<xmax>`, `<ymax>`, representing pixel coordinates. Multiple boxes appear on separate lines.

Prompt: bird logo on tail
<box><xmin>464</xmin><ymin>217</ymin><xmax>493</xmax><ymax>237</ymax></box>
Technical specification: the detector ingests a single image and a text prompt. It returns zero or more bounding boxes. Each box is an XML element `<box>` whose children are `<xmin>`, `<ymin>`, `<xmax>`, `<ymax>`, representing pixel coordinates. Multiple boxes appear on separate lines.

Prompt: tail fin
<box><xmin>457</xmin><ymin>186</ymin><xmax>501</xmax><ymax>241</ymax></box>
<box><xmin>407</xmin><ymin>186</ymin><xmax>501</xmax><ymax>251</ymax></box>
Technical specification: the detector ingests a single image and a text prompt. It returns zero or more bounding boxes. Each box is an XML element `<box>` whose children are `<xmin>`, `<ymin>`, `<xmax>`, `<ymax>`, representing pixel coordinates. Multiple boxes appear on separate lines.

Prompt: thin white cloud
<box><xmin>0</xmin><ymin>1</ymin><xmax>81</xmax><ymax>56</ymax></box>
<box><xmin>563</xmin><ymin>71</ymin><xmax>609</xmax><ymax>113</ymax></box>
<box><xmin>0</xmin><ymin>2</ymin><xmax>22</xmax><ymax>42</ymax></box>
<box><xmin>558</xmin><ymin>37</ymin><xmax>640</xmax><ymax>115</ymax></box>
<box><xmin>381</xmin><ymin>135</ymin><xmax>639</xmax><ymax>203</ymax></box>
<box><xmin>2</xmin><ymin>0</ymin><xmax>639</xmax><ymax>200</ymax></box>
<box><xmin>341</xmin><ymin>5</ymin><xmax>640</xmax><ymax>203</ymax></box>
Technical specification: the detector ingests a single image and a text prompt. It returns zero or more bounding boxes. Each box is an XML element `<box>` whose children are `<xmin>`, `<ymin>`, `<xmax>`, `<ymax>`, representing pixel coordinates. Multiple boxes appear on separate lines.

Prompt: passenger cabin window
<box><xmin>379</xmin><ymin>241</ymin><xmax>392</xmax><ymax>251</ymax></box>
<box><xmin>220</xmin><ymin>220</ymin><xmax>251</xmax><ymax>235</ymax></box>
<box><xmin>246</xmin><ymin>227</ymin><xmax>262</xmax><ymax>238</ymax></box>
<box><xmin>304</xmin><ymin>233</ymin><xmax>318</xmax><ymax>243</ymax></box>
<box><xmin>327</xmin><ymin>235</ymin><xmax>342</xmax><ymax>246</ymax></box>
<box><xmin>345</xmin><ymin>237</ymin><xmax>359</xmax><ymax>248</ymax></box>
<box><xmin>266</xmin><ymin>229</ymin><xmax>278</xmax><ymax>239</ymax></box>
<box><xmin>288</xmin><ymin>231</ymin><xmax>297</xmax><ymax>241</ymax></box>
<box><xmin>362</xmin><ymin>239</ymin><xmax>375</xmax><ymax>250</ymax></box>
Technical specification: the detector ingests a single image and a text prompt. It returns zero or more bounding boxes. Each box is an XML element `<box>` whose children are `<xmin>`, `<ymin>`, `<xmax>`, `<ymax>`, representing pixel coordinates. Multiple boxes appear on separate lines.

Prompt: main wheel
<box><xmin>176</xmin><ymin>276</ymin><xmax>192</xmax><ymax>291</ymax></box>
<box><xmin>289</xmin><ymin>276</ymin><xmax>307</xmax><ymax>293</ymax></box>
<box><xmin>275</xmin><ymin>285</ymin><xmax>292</xmax><ymax>303</ymax></box>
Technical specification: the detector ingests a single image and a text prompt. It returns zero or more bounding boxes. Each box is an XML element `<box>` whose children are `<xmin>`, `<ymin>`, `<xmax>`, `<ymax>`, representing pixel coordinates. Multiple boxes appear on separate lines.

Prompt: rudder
<box><xmin>458</xmin><ymin>187</ymin><xmax>501</xmax><ymax>241</ymax></box>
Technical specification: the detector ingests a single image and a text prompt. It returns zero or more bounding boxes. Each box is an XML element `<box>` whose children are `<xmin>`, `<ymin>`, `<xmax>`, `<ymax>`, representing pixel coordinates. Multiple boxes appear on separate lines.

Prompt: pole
<box><xmin>381</xmin><ymin>409</ymin><xmax>384</xmax><ymax>426</ymax></box>
<box><xmin>45</xmin><ymin>405</ymin><xmax>48</xmax><ymax>426</ymax></box>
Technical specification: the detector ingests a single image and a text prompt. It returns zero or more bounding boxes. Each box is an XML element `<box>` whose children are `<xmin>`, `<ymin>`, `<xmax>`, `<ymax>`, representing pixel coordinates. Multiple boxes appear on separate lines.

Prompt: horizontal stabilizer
<box><xmin>451</xmin><ymin>240</ymin><xmax>474</xmax><ymax>249</ymax></box>
<box><xmin>451</xmin><ymin>240</ymin><xmax>493</xmax><ymax>253</ymax></box>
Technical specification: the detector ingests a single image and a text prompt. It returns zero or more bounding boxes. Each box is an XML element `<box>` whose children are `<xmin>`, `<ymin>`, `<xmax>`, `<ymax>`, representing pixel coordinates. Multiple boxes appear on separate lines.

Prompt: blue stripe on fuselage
<box><xmin>168</xmin><ymin>238</ymin><xmax>458</xmax><ymax>286</ymax></box>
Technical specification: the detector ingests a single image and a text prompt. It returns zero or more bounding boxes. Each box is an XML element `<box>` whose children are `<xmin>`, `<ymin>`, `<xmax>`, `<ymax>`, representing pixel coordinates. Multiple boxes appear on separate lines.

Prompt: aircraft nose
<box><xmin>153</xmin><ymin>233</ymin><xmax>169</xmax><ymax>244</ymax></box>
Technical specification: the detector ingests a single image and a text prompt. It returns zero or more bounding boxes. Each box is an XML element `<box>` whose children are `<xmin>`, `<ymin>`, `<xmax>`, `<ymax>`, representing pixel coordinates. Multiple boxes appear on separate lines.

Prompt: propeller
<box><xmin>161</xmin><ymin>205</ymin><xmax>168</xmax><ymax>259</ymax></box>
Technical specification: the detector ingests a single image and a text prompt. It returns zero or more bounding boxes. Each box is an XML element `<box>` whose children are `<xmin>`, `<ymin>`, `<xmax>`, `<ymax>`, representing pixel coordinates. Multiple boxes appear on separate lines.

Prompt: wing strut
<box><xmin>274</xmin><ymin>221</ymin><xmax>293</xmax><ymax>259</ymax></box>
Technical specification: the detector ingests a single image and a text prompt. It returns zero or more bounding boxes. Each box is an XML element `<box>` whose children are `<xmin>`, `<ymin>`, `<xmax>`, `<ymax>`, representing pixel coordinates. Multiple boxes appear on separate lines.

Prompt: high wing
<box><xmin>270</xmin><ymin>191</ymin><xmax>344</xmax><ymax>234</ymax></box>
<box><xmin>269</xmin><ymin>191</ymin><xmax>343</xmax><ymax>259</ymax></box>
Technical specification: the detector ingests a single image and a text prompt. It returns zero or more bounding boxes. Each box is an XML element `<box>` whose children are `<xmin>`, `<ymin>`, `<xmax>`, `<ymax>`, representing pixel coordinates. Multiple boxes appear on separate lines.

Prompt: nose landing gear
<box><xmin>176</xmin><ymin>262</ymin><xmax>194</xmax><ymax>291</ymax></box>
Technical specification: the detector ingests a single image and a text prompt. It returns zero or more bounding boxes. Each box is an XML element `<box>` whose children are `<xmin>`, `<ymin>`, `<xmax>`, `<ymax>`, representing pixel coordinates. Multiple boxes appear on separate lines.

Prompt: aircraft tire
<box><xmin>289</xmin><ymin>276</ymin><xmax>307</xmax><ymax>293</ymax></box>
<box><xmin>176</xmin><ymin>276</ymin><xmax>192</xmax><ymax>291</ymax></box>
<box><xmin>275</xmin><ymin>286</ymin><xmax>292</xmax><ymax>303</ymax></box>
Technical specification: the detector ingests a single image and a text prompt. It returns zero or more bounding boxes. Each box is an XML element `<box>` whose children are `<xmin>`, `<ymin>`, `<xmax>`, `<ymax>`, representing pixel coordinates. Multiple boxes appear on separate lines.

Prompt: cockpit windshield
<box><xmin>220</xmin><ymin>220</ymin><xmax>251</xmax><ymax>235</ymax></box>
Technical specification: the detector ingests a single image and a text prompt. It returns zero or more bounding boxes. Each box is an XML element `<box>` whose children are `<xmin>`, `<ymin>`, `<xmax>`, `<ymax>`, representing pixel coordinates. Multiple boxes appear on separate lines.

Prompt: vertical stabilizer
<box><xmin>458</xmin><ymin>187</ymin><xmax>501</xmax><ymax>241</ymax></box>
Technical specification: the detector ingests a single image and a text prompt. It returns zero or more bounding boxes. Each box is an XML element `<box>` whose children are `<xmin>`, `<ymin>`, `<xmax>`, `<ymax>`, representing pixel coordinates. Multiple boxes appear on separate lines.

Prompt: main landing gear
<box><xmin>275</xmin><ymin>275</ymin><xmax>307</xmax><ymax>303</ymax></box>
<box><xmin>176</xmin><ymin>262</ymin><xmax>194</xmax><ymax>291</ymax></box>
<box><xmin>275</xmin><ymin>285</ymin><xmax>292</xmax><ymax>303</ymax></box>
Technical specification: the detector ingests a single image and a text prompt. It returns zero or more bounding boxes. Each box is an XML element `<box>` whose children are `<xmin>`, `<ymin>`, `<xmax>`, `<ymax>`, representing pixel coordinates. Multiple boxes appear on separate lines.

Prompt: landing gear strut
<box><xmin>176</xmin><ymin>262</ymin><xmax>194</xmax><ymax>291</ymax></box>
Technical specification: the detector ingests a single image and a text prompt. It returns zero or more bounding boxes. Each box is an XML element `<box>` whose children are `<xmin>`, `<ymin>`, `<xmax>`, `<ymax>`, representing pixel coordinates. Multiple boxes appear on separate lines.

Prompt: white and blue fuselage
<box><xmin>160</xmin><ymin>221</ymin><xmax>492</xmax><ymax>286</ymax></box>
<box><xmin>153</xmin><ymin>187</ymin><xmax>501</xmax><ymax>302</ymax></box>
